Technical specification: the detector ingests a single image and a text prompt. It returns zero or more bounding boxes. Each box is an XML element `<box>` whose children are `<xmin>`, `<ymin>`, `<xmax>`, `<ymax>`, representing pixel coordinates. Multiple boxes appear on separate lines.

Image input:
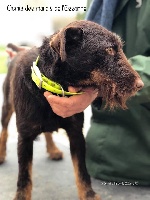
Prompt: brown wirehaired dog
<box><xmin>0</xmin><ymin>20</ymin><xmax>143</xmax><ymax>200</ymax></box>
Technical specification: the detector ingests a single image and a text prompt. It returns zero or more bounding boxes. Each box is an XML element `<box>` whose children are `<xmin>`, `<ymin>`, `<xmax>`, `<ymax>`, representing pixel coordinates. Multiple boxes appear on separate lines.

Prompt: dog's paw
<box><xmin>84</xmin><ymin>193</ymin><xmax>101</xmax><ymax>200</ymax></box>
<box><xmin>13</xmin><ymin>193</ymin><xmax>26</xmax><ymax>200</ymax></box>
<box><xmin>80</xmin><ymin>191</ymin><xmax>101</xmax><ymax>200</ymax></box>
<box><xmin>49</xmin><ymin>150</ymin><xmax>63</xmax><ymax>160</ymax></box>
<box><xmin>13</xmin><ymin>191</ymin><xmax>31</xmax><ymax>200</ymax></box>
<box><xmin>87</xmin><ymin>194</ymin><xmax>101</xmax><ymax>200</ymax></box>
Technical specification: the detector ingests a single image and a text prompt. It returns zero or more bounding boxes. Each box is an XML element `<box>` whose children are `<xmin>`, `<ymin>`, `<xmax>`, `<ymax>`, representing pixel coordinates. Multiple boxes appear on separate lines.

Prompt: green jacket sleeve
<box><xmin>128</xmin><ymin>55</ymin><xmax>150</xmax><ymax>106</ymax></box>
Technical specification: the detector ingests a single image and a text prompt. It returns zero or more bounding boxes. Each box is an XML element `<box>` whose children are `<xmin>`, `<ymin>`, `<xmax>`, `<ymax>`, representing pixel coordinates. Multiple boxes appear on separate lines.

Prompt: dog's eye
<box><xmin>106</xmin><ymin>47</ymin><xmax>116</xmax><ymax>55</ymax></box>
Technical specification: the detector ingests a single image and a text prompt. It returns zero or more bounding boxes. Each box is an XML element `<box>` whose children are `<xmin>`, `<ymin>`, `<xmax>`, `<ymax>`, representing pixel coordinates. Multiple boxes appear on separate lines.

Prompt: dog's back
<box><xmin>4</xmin><ymin>47</ymin><xmax>38</xmax><ymax>110</ymax></box>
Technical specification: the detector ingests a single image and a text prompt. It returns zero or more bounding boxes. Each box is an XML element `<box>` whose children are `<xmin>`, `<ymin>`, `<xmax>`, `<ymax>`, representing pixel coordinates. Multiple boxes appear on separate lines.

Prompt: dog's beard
<box><xmin>77</xmin><ymin>77</ymin><xmax>137</xmax><ymax>110</ymax></box>
<box><xmin>98</xmin><ymin>80</ymin><xmax>137</xmax><ymax>110</ymax></box>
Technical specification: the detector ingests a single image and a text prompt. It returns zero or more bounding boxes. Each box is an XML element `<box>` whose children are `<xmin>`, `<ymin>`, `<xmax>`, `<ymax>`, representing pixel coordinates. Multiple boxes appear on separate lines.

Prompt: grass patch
<box><xmin>0</xmin><ymin>45</ymin><xmax>7</xmax><ymax>74</ymax></box>
<box><xmin>0</xmin><ymin>46</ymin><xmax>6</xmax><ymax>51</ymax></box>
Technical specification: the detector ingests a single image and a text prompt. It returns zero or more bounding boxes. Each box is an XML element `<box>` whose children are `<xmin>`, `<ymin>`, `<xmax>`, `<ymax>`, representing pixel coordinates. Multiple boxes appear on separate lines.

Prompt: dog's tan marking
<box><xmin>14</xmin><ymin>185</ymin><xmax>32</xmax><ymax>200</ymax></box>
<box><xmin>72</xmin><ymin>155</ymin><xmax>89</xmax><ymax>199</ymax></box>
<box><xmin>44</xmin><ymin>133</ymin><xmax>63</xmax><ymax>160</ymax></box>
<box><xmin>106</xmin><ymin>47</ymin><xmax>116</xmax><ymax>55</ymax></box>
<box><xmin>14</xmin><ymin>162</ymin><xmax>32</xmax><ymax>200</ymax></box>
<box><xmin>0</xmin><ymin>129</ymin><xmax>8</xmax><ymax>163</ymax></box>
<box><xmin>78</xmin><ymin>70</ymin><xmax>109</xmax><ymax>87</ymax></box>
<box><xmin>26</xmin><ymin>161</ymin><xmax>32</xmax><ymax>199</ymax></box>
<box><xmin>72</xmin><ymin>155</ymin><xmax>101</xmax><ymax>200</ymax></box>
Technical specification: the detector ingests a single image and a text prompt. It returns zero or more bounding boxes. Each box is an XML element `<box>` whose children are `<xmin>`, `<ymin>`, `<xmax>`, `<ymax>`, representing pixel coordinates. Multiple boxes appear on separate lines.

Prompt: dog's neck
<box><xmin>31</xmin><ymin>55</ymin><xmax>82</xmax><ymax>96</ymax></box>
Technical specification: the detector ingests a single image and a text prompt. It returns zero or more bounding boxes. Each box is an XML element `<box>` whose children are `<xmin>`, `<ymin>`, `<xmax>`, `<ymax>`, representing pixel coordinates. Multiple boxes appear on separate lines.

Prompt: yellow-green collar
<box><xmin>31</xmin><ymin>56</ymin><xmax>82</xmax><ymax>96</ymax></box>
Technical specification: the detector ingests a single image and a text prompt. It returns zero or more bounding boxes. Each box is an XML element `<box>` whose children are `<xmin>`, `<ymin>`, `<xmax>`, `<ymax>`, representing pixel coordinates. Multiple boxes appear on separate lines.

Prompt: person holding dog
<box><xmin>44</xmin><ymin>0</ymin><xmax>150</xmax><ymax>185</ymax></box>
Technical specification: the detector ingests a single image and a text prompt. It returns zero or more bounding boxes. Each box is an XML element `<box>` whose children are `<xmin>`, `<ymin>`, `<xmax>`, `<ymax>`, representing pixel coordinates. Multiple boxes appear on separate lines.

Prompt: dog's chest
<box><xmin>40</xmin><ymin>115</ymin><xmax>61</xmax><ymax>133</ymax></box>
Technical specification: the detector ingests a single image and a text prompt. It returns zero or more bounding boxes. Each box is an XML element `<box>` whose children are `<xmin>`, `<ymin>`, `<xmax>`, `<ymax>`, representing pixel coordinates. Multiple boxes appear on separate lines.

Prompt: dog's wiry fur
<box><xmin>0</xmin><ymin>20</ymin><xmax>143</xmax><ymax>200</ymax></box>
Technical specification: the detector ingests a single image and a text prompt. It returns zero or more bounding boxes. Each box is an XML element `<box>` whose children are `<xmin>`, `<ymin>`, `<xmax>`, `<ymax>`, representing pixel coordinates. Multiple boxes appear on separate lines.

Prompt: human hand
<box><xmin>44</xmin><ymin>86</ymin><xmax>98</xmax><ymax>118</ymax></box>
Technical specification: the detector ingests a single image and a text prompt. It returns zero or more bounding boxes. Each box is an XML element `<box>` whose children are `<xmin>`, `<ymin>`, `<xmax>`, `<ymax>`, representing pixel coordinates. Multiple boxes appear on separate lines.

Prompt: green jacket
<box><xmin>86</xmin><ymin>0</ymin><xmax>150</xmax><ymax>185</ymax></box>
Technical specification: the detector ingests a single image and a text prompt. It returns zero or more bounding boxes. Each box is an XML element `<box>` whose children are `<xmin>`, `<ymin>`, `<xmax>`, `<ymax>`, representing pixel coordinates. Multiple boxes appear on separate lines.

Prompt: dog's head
<box><xmin>50</xmin><ymin>20</ymin><xmax>144</xmax><ymax>109</ymax></box>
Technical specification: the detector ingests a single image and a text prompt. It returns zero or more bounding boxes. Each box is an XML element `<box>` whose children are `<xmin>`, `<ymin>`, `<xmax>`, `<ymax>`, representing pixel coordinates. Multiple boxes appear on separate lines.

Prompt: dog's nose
<box><xmin>135</xmin><ymin>79</ymin><xmax>144</xmax><ymax>90</ymax></box>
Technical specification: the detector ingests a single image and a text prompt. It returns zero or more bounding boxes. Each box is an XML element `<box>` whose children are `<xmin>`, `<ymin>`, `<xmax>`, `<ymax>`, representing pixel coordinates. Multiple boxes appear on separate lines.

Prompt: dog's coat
<box><xmin>0</xmin><ymin>20</ymin><xmax>143</xmax><ymax>200</ymax></box>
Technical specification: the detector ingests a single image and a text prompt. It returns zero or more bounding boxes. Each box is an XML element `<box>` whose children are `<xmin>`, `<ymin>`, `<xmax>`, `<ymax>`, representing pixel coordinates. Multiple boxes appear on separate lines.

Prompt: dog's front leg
<box><xmin>14</xmin><ymin>135</ymin><xmax>33</xmax><ymax>200</ymax></box>
<box><xmin>67</xmin><ymin>125</ymin><xmax>101</xmax><ymax>200</ymax></box>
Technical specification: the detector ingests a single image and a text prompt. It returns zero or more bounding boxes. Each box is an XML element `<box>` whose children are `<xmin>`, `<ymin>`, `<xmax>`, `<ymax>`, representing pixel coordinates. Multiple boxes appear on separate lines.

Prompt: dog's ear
<box><xmin>50</xmin><ymin>27</ymin><xmax>83</xmax><ymax>62</ymax></box>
